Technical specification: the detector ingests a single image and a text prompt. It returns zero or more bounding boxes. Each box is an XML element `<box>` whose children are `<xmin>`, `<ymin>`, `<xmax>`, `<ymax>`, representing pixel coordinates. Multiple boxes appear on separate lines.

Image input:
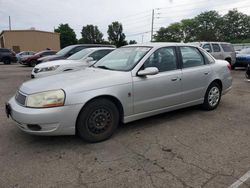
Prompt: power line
<box><xmin>154</xmin><ymin>4</ymin><xmax>250</xmax><ymax>26</ymax></box>
<box><xmin>124</xmin><ymin>2</ymin><xmax>250</xmax><ymax>40</ymax></box>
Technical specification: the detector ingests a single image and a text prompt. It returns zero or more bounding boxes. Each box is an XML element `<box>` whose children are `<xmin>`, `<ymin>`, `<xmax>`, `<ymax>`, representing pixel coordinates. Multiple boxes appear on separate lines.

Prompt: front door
<box><xmin>211</xmin><ymin>43</ymin><xmax>223</xmax><ymax>60</ymax></box>
<box><xmin>132</xmin><ymin>47</ymin><xmax>182</xmax><ymax>114</ymax></box>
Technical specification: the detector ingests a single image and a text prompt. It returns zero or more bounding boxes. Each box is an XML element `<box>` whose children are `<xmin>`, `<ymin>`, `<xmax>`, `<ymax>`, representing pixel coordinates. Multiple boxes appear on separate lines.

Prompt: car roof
<box><xmin>125</xmin><ymin>42</ymin><xmax>198</xmax><ymax>48</ymax></box>
<box><xmin>86</xmin><ymin>47</ymin><xmax>115</xmax><ymax>51</ymax></box>
<box><xmin>190</xmin><ymin>41</ymin><xmax>232</xmax><ymax>45</ymax></box>
<box><xmin>37</xmin><ymin>50</ymin><xmax>56</xmax><ymax>54</ymax></box>
<box><xmin>70</xmin><ymin>44</ymin><xmax>116</xmax><ymax>48</ymax></box>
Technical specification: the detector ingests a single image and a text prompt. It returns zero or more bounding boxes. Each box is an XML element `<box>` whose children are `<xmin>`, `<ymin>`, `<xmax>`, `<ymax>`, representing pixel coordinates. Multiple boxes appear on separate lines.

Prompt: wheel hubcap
<box><xmin>208</xmin><ymin>87</ymin><xmax>220</xmax><ymax>107</ymax></box>
<box><xmin>87</xmin><ymin>108</ymin><xmax>112</xmax><ymax>134</ymax></box>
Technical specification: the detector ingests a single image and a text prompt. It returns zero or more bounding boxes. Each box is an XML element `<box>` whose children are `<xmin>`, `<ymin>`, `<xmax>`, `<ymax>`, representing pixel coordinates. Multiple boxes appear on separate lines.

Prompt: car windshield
<box><xmin>93</xmin><ymin>47</ymin><xmax>151</xmax><ymax>71</ymax></box>
<box><xmin>67</xmin><ymin>48</ymin><xmax>94</xmax><ymax>60</ymax></box>
<box><xmin>56</xmin><ymin>46</ymin><xmax>75</xmax><ymax>55</ymax></box>
<box><xmin>239</xmin><ymin>48</ymin><xmax>250</xmax><ymax>54</ymax></box>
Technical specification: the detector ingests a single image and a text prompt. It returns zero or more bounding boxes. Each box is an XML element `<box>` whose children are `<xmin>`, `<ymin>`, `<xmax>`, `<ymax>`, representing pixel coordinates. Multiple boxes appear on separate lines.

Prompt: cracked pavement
<box><xmin>0</xmin><ymin>64</ymin><xmax>250</xmax><ymax>188</ymax></box>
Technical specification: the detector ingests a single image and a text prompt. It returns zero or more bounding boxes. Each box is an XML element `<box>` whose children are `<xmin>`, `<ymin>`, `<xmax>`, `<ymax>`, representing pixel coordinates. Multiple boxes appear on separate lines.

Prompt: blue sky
<box><xmin>0</xmin><ymin>0</ymin><xmax>249</xmax><ymax>43</ymax></box>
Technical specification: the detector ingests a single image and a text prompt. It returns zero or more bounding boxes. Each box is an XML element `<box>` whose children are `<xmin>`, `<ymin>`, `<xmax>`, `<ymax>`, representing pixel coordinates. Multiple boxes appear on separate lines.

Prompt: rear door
<box><xmin>179</xmin><ymin>46</ymin><xmax>211</xmax><ymax>103</ymax></box>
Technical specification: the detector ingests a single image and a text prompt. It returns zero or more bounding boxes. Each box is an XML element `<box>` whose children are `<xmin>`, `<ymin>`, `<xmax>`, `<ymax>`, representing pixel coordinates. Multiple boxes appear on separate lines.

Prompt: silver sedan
<box><xmin>6</xmin><ymin>43</ymin><xmax>232</xmax><ymax>142</ymax></box>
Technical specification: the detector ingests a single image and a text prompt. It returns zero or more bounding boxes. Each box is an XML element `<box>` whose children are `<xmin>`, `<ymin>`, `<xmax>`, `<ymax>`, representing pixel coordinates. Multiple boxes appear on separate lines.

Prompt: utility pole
<box><xmin>141</xmin><ymin>35</ymin><xmax>144</xmax><ymax>43</ymax></box>
<box><xmin>151</xmin><ymin>9</ymin><xmax>155</xmax><ymax>42</ymax></box>
<box><xmin>8</xmin><ymin>16</ymin><xmax>11</xmax><ymax>30</ymax></box>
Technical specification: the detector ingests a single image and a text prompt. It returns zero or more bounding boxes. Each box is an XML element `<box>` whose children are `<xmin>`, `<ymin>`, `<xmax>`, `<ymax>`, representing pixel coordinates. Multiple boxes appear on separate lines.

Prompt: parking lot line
<box><xmin>229</xmin><ymin>170</ymin><xmax>250</xmax><ymax>188</ymax></box>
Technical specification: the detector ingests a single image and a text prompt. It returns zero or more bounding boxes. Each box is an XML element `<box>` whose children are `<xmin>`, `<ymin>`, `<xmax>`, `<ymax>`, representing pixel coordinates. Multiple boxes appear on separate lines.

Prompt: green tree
<box><xmin>194</xmin><ymin>11</ymin><xmax>223</xmax><ymax>41</ymax></box>
<box><xmin>79</xmin><ymin>25</ymin><xmax>104</xmax><ymax>44</ymax></box>
<box><xmin>128</xmin><ymin>40</ymin><xmax>137</xmax><ymax>44</ymax></box>
<box><xmin>54</xmin><ymin>24</ymin><xmax>77</xmax><ymax>48</ymax></box>
<box><xmin>222</xmin><ymin>9</ymin><xmax>250</xmax><ymax>42</ymax></box>
<box><xmin>107</xmin><ymin>22</ymin><xmax>127</xmax><ymax>47</ymax></box>
<box><xmin>181</xmin><ymin>19</ymin><xmax>198</xmax><ymax>42</ymax></box>
<box><xmin>154</xmin><ymin>22</ymin><xmax>183</xmax><ymax>42</ymax></box>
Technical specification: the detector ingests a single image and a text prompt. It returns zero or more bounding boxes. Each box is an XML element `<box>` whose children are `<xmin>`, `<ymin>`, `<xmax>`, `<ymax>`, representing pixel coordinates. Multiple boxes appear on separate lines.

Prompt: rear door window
<box><xmin>221</xmin><ymin>44</ymin><xmax>234</xmax><ymax>52</ymax></box>
<box><xmin>180</xmin><ymin>47</ymin><xmax>205</xmax><ymax>68</ymax></box>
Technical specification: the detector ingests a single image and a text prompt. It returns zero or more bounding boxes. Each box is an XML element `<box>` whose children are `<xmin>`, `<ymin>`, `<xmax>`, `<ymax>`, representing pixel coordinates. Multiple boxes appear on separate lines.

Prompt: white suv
<box><xmin>191</xmin><ymin>42</ymin><xmax>236</xmax><ymax>67</ymax></box>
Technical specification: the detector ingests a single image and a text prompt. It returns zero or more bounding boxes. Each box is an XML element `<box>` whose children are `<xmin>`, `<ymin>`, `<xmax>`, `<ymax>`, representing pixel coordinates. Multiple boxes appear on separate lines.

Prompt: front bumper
<box><xmin>7</xmin><ymin>97</ymin><xmax>83</xmax><ymax>136</ymax></box>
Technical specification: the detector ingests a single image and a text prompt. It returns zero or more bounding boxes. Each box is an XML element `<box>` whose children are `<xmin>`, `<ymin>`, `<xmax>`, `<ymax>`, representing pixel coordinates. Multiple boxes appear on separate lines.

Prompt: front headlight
<box><xmin>38</xmin><ymin>65</ymin><xmax>59</xmax><ymax>72</ymax></box>
<box><xmin>26</xmin><ymin>90</ymin><xmax>65</xmax><ymax>108</ymax></box>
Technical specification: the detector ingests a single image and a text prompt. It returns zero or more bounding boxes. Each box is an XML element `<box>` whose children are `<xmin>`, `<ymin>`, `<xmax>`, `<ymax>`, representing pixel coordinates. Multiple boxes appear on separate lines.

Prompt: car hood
<box><xmin>38</xmin><ymin>54</ymin><xmax>65</xmax><ymax>62</ymax></box>
<box><xmin>35</xmin><ymin>60</ymin><xmax>88</xmax><ymax>68</ymax></box>
<box><xmin>19</xmin><ymin>67</ymin><xmax>131</xmax><ymax>94</ymax></box>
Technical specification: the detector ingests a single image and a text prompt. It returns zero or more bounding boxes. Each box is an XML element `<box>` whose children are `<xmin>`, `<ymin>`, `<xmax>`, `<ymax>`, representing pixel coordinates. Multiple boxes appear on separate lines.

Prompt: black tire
<box><xmin>29</xmin><ymin>60</ymin><xmax>37</xmax><ymax>67</ymax></box>
<box><xmin>225</xmin><ymin>58</ymin><xmax>231</xmax><ymax>65</ymax></box>
<box><xmin>202</xmin><ymin>82</ymin><xmax>222</xmax><ymax>111</ymax></box>
<box><xmin>76</xmin><ymin>98</ymin><xmax>119</xmax><ymax>143</ymax></box>
<box><xmin>3</xmin><ymin>57</ymin><xmax>11</xmax><ymax>64</ymax></box>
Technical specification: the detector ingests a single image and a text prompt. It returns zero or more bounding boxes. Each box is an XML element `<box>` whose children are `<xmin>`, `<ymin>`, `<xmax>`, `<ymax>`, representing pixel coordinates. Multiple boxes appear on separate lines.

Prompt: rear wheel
<box><xmin>76</xmin><ymin>98</ymin><xmax>119</xmax><ymax>142</ymax></box>
<box><xmin>202</xmin><ymin>82</ymin><xmax>221</xmax><ymax>110</ymax></box>
<box><xmin>3</xmin><ymin>57</ymin><xmax>11</xmax><ymax>64</ymax></box>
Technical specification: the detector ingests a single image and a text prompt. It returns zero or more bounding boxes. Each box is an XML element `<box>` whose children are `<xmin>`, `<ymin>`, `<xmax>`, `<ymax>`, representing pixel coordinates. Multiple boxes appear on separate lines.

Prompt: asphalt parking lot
<box><xmin>0</xmin><ymin>63</ymin><xmax>250</xmax><ymax>188</ymax></box>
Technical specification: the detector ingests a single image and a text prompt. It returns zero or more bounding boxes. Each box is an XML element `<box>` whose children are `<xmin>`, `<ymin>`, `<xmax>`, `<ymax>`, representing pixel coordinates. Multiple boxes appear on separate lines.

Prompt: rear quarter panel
<box><xmin>210</xmin><ymin>60</ymin><xmax>232</xmax><ymax>94</ymax></box>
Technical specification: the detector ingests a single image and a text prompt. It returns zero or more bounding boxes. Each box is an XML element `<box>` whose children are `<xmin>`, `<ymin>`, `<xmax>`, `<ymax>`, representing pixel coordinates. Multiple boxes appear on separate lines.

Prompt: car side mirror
<box><xmin>137</xmin><ymin>67</ymin><xmax>159</xmax><ymax>76</ymax></box>
<box><xmin>67</xmin><ymin>51</ymin><xmax>74</xmax><ymax>57</ymax></box>
<box><xmin>204</xmin><ymin>48</ymin><xmax>211</xmax><ymax>53</ymax></box>
<box><xmin>85</xmin><ymin>57</ymin><xmax>94</xmax><ymax>63</ymax></box>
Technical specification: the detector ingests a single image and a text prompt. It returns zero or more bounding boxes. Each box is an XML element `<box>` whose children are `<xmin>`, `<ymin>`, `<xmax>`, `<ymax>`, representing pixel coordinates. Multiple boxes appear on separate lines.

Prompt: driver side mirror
<box><xmin>137</xmin><ymin>67</ymin><xmax>159</xmax><ymax>76</ymax></box>
<box><xmin>204</xmin><ymin>48</ymin><xmax>211</xmax><ymax>53</ymax></box>
<box><xmin>85</xmin><ymin>57</ymin><xmax>94</xmax><ymax>63</ymax></box>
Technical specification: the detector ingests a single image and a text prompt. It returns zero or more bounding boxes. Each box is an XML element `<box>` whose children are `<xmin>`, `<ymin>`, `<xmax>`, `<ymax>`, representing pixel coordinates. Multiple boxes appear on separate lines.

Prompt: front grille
<box><xmin>15</xmin><ymin>91</ymin><xmax>27</xmax><ymax>106</ymax></box>
<box><xmin>34</xmin><ymin>68</ymin><xmax>39</xmax><ymax>73</ymax></box>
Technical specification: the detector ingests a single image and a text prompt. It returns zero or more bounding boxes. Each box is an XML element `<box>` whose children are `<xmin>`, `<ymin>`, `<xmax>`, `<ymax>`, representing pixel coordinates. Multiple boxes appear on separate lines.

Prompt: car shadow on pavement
<box><xmin>118</xmin><ymin>105</ymin><xmax>201</xmax><ymax>132</ymax></box>
<box><xmin>16</xmin><ymin>105</ymin><xmax>202</xmax><ymax>146</ymax></box>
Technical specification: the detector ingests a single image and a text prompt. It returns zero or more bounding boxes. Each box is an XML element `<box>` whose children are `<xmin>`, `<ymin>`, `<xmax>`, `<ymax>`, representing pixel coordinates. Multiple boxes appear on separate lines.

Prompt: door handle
<box><xmin>204</xmin><ymin>72</ymin><xmax>209</xmax><ymax>75</ymax></box>
<box><xmin>171</xmin><ymin>78</ymin><xmax>178</xmax><ymax>81</ymax></box>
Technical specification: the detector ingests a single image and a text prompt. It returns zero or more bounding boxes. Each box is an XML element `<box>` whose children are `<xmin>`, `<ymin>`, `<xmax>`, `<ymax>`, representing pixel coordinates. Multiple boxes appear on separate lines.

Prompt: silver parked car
<box><xmin>31</xmin><ymin>47</ymin><xmax>115</xmax><ymax>78</ymax></box>
<box><xmin>6</xmin><ymin>43</ymin><xmax>232</xmax><ymax>142</ymax></box>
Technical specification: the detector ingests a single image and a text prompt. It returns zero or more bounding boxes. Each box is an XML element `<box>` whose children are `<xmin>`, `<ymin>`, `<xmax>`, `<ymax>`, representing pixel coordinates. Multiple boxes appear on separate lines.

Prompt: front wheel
<box><xmin>29</xmin><ymin>60</ymin><xmax>37</xmax><ymax>67</ymax></box>
<box><xmin>76</xmin><ymin>98</ymin><xmax>119</xmax><ymax>142</ymax></box>
<box><xmin>202</xmin><ymin>82</ymin><xmax>221</xmax><ymax>110</ymax></box>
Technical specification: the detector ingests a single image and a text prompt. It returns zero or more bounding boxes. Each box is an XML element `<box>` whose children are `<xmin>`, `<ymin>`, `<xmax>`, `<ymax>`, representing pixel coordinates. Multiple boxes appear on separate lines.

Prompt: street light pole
<box><xmin>9</xmin><ymin>16</ymin><xmax>11</xmax><ymax>30</ymax></box>
<box><xmin>151</xmin><ymin>9</ymin><xmax>155</xmax><ymax>42</ymax></box>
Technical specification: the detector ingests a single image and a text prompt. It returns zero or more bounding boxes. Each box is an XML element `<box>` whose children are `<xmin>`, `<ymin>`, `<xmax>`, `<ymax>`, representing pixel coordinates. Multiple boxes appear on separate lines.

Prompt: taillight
<box><xmin>227</xmin><ymin>63</ymin><xmax>231</xmax><ymax>71</ymax></box>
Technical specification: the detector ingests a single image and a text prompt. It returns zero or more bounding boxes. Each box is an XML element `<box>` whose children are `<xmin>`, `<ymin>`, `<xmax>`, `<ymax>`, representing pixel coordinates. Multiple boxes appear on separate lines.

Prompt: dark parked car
<box><xmin>37</xmin><ymin>44</ymin><xmax>116</xmax><ymax>64</ymax></box>
<box><xmin>246</xmin><ymin>64</ymin><xmax>250</xmax><ymax>79</ymax></box>
<box><xmin>235</xmin><ymin>48</ymin><xmax>250</xmax><ymax>68</ymax></box>
<box><xmin>0</xmin><ymin>48</ymin><xmax>17</xmax><ymax>64</ymax></box>
<box><xmin>20</xmin><ymin>50</ymin><xmax>57</xmax><ymax>67</ymax></box>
